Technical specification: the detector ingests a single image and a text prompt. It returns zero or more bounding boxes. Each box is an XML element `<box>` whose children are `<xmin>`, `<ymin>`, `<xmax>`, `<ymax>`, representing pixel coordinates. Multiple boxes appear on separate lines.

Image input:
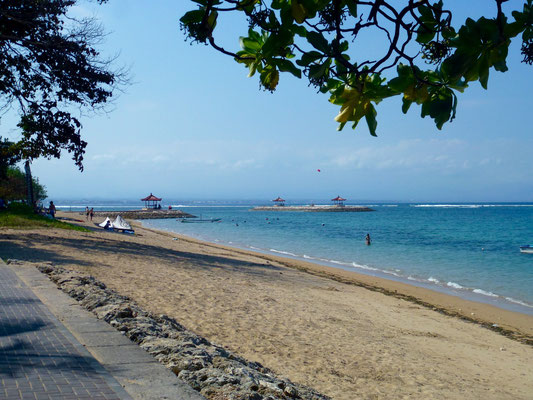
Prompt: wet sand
<box><xmin>1</xmin><ymin>211</ymin><xmax>532</xmax><ymax>399</ymax></box>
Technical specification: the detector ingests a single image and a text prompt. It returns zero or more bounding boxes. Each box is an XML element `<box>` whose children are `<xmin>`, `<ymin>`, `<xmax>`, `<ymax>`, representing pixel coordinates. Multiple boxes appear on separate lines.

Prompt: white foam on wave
<box><xmin>269</xmin><ymin>249</ymin><xmax>298</xmax><ymax>257</ymax></box>
<box><xmin>384</xmin><ymin>270</ymin><xmax>400</xmax><ymax>277</ymax></box>
<box><xmin>428</xmin><ymin>277</ymin><xmax>440</xmax><ymax>283</ymax></box>
<box><xmin>352</xmin><ymin>262</ymin><xmax>378</xmax><ymax>271</ymax></box>
<box><xmin>504</xmin><ymin>297</ymin><xmax>533</xmax><ymax>308</ymax></box>
<box><xmin>447</xmin><ymin>281</ymin><xmax>464</xmax><ymax>289</ymax></box>
<box><xmin>411</xmin><ymin>204</ymin><xmax>533</xmax><ymax>208</ymax></box>
<box><xmin>412</xmin><ymin>204</ymin><xmax>482</xmax><ymax>208</ymax></box>
<box><xmin>472</xmin><ymin>289</ymin><xmax>498</xmax><ymax>297</ymax></box>
<box><xmin>329</xmin><ymin>259</ymin><xmax>350</xmax><ymax>266</ymax></box>
<box><xmin>303</xmin><ymin>254</ymin><xmax>313</xmax><ymax>259</ymax></box>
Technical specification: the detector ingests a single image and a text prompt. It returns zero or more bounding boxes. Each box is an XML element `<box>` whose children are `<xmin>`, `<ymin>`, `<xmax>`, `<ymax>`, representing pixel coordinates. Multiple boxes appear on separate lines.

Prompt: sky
<box><xmin>7</xmin><ymin>1</ymin><xmax>533</xmax><ymax>202</ymax></box>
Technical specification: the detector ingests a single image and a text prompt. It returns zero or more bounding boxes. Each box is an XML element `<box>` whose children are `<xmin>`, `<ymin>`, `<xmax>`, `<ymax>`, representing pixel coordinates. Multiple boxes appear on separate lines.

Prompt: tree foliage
<box><xmin>0</xmin><ymin>166</ymin><xmax>47</xmax><ymax>203</ymax></box>
<box><xmin>0</xmin><ymin>0</ymin><xmax>119</xmax><ymax>170</ymax></box>
<box><xmin>0</xmin><ymin>139</ymin><xmax>21</xmax><ymax>179</ymax></box>
<box><xmin>180</xmin><ymin>0</ymin><xmax>533</xmax><ymax>135</ymax></box>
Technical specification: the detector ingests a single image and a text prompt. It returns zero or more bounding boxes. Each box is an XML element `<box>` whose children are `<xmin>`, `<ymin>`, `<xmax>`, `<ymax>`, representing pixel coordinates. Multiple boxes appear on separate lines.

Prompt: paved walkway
<box><xmin>0</xmin><ymin>262</ymin><xmax>205</xmax><ymax>400</ymax></box>
<box><xmin>0</xmin><ymin>265</ymin><xmax>128</xmax><ymax>400</ymax></box>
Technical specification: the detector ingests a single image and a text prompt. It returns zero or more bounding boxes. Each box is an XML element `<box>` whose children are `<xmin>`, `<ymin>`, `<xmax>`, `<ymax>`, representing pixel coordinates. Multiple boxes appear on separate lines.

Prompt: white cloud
<box><xmin>327</xmin><ymin>139</ymin><xmax>469</xmax><ymax>171</ymax></box>
<box><xmin>91</xmin><ymin>154</ymin><xmax>116</xmax><ymax>161</ymax></box>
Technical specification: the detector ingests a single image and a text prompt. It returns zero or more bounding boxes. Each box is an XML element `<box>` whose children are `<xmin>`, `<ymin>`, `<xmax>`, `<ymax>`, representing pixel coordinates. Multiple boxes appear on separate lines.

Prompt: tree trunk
<box><xmin>24</xmin><ymin>161</ymin><xmax>34</xmax><ymax>208</ymax></box>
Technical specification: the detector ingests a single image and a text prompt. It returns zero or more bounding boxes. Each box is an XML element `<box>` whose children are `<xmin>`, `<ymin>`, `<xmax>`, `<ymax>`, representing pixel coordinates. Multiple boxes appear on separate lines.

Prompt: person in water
<box><xmin>365</xmin><ymin>233</ymin><xmax>371</xmax><ymax>245</ymax></box>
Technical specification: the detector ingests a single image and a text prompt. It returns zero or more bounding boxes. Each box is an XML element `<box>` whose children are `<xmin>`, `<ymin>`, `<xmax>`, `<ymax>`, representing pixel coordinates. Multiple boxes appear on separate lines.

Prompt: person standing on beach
<box><xmin>365</xmin><ymin>233</ymin><xmax>371</xmax><ymax>245</ymax></box>
<box><xmin>89</xmin><ymin>207</ymin><xmax>94</xmax><ymax>221</ymax></box>
<box><xmin>49</xmin><ymin>201</ymin><xmax>56</xmax><ymax>218</ymax></box>
<box><xmin>85</xmin><ymin>206</ymin><xmax>89</xmax><ymax>221</ymax></box>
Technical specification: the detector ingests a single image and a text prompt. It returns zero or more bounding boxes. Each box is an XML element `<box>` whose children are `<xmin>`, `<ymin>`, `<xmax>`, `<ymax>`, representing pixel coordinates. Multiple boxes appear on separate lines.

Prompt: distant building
<box><xmin>331</xmin><ymin>196</ymin><xmax>346</xmax><ymax>207</ymax></box>
<box><xmin>141</xmin><ymin>193</ymin><xmax>162</xmax><ymax>209</ymax></box>
<box><xmin>272</xmin><ymin>196</ymin><xmax>285</xmax><ymax>207</ymax></box>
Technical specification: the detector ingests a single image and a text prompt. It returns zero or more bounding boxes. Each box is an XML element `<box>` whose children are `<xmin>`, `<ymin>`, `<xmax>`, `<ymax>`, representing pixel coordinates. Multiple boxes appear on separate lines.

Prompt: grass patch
<box><xmin>0</xmin><ymin>203</ymin><xmax>90</xmax><ymax>232</ymax></box>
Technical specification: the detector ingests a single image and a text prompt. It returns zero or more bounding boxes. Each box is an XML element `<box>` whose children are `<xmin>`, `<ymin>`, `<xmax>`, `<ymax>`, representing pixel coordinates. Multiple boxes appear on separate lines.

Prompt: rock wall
<box><xmin>38</xmin><ymin>265</ymin><xmax>331</xmax><ymax>400</ymax></box>
<box><xmin>88</xmin><ymin>210</ymin><xmax>195</xmax><ymax>220</ymax></box>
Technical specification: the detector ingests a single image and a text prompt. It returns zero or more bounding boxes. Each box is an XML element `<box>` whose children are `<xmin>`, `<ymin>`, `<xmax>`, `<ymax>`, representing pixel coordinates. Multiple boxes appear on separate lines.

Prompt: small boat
<box><xmin>519</xmin><ymin>245</ymin><xmax>533</xmax><ymax>254</ymax></box>
<box><xmin>179</xmin><ymin>218</ymin><xmax>221</xmax><ymax>223</ymax></box>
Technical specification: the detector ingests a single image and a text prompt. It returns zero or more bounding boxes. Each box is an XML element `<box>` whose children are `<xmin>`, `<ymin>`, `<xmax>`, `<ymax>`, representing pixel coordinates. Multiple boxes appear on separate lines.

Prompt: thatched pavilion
<box><xmin>141</xmin><ymin>193</ymin><xmax>162</xmax><ymax>209</ymax></box>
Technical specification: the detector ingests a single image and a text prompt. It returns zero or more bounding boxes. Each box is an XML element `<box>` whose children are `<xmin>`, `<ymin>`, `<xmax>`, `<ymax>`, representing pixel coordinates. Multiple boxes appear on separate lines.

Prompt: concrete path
<box><xmin>0</xmin><ymin>261</ymin><xmax>204</xmax><ymax>400</ymax></box>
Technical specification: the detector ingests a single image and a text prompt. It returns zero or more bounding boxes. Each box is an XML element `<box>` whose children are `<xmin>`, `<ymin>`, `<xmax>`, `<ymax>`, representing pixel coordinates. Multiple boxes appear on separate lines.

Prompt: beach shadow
<box><xmin>0</xmin><ymin>338</ymin><xmax>106</xmax><ymax>378</ymax></box>
<box><xmin>0</xmin><ymin>238</ymin><xmax>95</xmax><ymax>267</ymax></box>
<box><xmin>0</xmin><ymin>320</ymin><xmax>48</xmax><ymax>337</ymax></box>
<box><xmin>0</xmin><ymin>232</ymin><xmax>284</xmax><ymax>279</ymax></box>
<box><xmin>0</xmin><ymin>296</ymin><xmax>42</xmax><ymax>307</ymax></box>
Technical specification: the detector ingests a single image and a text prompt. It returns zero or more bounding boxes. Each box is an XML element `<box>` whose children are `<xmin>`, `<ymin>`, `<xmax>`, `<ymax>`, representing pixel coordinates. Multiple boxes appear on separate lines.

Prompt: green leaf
<box><xmin>272</xmin><ymin>59</ymin><xmax>302</xmax><ymax>78</ymax></box>
<box><xmin>365</xmin><ymin>104</ymin><xmax>378</xmax><ymax>136</ymax></box>
<box><xmin>388</xmin><ymin>75</ymin><xmax>413</xmax><ymax>92</ymax></box>
<box><xmin>345</xmin><ymin>1</ymin><xmax>357</xmax><ymax>17</ymax></box>
<box><xmin>296</xmin><ymin>50</ymin><xmax>323</xmax><ymax>66</ymax></box>
<box><xmin>416</xmin><ymin>5</ymin><xmax>437</xmax><ymax>44</ymax></box>
<box><xmin>308</xmin><ymin>61</ymin><xmax>329</xmax><ymax>79</ymax></box>
<box><xmin>180</xmin><ymin>10</ymin><xmax>205</xmax><ymax>25</ymax></box>
<box><xmin>291</xmin><ymin>0</ymin><xmax>307</xmax><ymax>23</ymax></box>
<box><xmin>239</xmin><ymin>37</ymin><xmax>261</xmax><ymax>52</ymax></box>
<box><xmin>420</xmin><ymin>88</ymin><xmax>455</xmax><ymax>129</ymax></box>
<box><xmin>402</xmin><ymin>98</ymin><xmax>413</xmax><ymax>114</ymax></box>
<box><xmin>417</xmin><ymin>29</ymin><xmax>436</xmax><ymax>44</ymax></box>
<box><xmin>306</xmin><ymin>31</ymin><xmax>330</xmax><ymax>53</ymax></box>
<box><xmin>478</xmin><ymin>54</ymin><xmax>489</xmax><ymax>89</ymax></box>
<box><xmin>260</xmin><ymin>67</ymin><xmax>280</xmax><ymax>91</ymax></box>
<box><xmin>292</xmin><ymin>25</ymin><xmax>307</xmax><ymax>37</ymax></box>
<box><xmin>336</xmin><ymin>122</ymin><xmax>347</xmax><ymax>131</ymax></box>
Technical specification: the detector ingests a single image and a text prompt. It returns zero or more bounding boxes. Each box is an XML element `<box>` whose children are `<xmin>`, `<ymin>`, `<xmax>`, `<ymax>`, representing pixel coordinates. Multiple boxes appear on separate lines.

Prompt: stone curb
<box><xmin>31</xmin><ymin>263</ymin><xmax>331</xmax><ymax>400</ymax></box>
<box><xmin>8</xmin><ymin>261</ymin><xmax>205</xmax><ymax>400</ymax></box>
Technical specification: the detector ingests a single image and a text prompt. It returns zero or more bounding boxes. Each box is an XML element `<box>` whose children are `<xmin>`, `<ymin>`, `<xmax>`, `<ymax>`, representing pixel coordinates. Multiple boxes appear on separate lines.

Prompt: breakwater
<box><xmin>251</xmin><ymin>205</ymin><xmax>374</xmax><ymax>212</ymax></box>
<box><xmin>86</xmin><ymin>210</ymin><xmax>195</xmax><ymax>220</ymax></box>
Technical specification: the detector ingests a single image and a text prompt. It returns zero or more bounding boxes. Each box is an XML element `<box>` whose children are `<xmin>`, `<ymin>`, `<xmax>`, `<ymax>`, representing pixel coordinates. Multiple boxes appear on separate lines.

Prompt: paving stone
<box><xmin>0</xmin><ymin>265</ymin><xmax>128</xmax><ymax>400</ymax></box>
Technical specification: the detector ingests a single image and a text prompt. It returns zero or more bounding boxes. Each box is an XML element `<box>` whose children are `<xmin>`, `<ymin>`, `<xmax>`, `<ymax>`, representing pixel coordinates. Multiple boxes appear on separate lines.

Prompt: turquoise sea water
<box><xmin>58</xmin><ymin>202</ymin><xmax>533</xmax><ymax>315</ymax></box>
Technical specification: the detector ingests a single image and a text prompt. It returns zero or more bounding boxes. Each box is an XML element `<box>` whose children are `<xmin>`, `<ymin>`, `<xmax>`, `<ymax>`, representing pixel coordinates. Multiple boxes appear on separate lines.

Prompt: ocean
<box><xmin>57</xmin><ymin>201</ymin><xmax>533</xmax><ymax>315</ymax></box>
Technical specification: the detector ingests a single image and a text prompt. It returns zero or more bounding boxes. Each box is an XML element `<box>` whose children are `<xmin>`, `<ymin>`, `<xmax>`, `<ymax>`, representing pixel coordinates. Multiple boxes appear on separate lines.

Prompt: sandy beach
<box><xmin>1</xmin><ymin>211</ymin><xmax>533</xmax><ymax>399</ymax></box>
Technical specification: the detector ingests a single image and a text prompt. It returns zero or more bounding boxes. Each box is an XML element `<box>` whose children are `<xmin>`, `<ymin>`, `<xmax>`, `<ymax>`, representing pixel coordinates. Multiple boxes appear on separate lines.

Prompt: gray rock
<box><xmin>38</xmin><ymin>264</ymin><xmax>331</xmax><ymax>400</ymax></box>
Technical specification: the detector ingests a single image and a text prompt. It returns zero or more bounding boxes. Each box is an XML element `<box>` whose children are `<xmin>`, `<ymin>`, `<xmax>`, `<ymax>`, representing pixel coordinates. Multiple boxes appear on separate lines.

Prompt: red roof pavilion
<box><xmin>272</xmin><ymin>196</ymin><xmax>285</xmax><ymax>206</ymax></box>
<box><xmin>331</xmin><ymin>196</ymin><xmax>346</xmax><ymax>206</ymax></box>
<box><xmin>141</xmin><ymin>193</ymin><xmax>162</xmax><ymax>209</ymax></box>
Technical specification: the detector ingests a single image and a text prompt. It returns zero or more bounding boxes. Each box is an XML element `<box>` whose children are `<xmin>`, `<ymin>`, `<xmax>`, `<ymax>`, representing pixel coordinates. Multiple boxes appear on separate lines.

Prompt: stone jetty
<box><xmin>38</xmin><ymin>265</ymin><xmax>330</xmax><ymax>400</ymax></box>
<box><xmin>252</xmin><ymin>205</ymin><xmax>374</xmax><ymax>212</ymax></box>
<box><xmin>87</xmin><ymin>209</ymin><xmax>195</xmax><ymax>220</ymax></box>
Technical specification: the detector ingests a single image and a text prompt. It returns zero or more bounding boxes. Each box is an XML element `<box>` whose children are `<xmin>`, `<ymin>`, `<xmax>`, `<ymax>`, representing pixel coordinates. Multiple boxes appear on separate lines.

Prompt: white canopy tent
<box><xmin>98</xmin><ymin>217</ymin><xmax>112</xmax><ymax>228</ymax></box>
<box><xmin>98</xmin><ymin>215</ymin><xmax>134</xmax><ymax>233</ymax></box>
<box><xmin>112</xmin><ymin>215</ymin><xmax>132</xmax><ymax>231</ymax></box>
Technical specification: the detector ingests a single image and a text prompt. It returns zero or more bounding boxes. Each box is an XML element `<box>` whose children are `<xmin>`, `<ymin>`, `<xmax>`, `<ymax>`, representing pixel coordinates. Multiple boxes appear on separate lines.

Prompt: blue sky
<box><xmin>16</xmin><ymin>1</ymin><xmax>533</xmax><ymax>202</ymax></box>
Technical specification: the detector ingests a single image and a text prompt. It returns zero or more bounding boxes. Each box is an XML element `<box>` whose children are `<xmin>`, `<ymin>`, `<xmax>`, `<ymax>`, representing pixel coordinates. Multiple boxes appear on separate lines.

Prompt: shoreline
<box><xmin>2</xmin><ymin>211</ymin><xmax>533</xmax><ymax>399</ymax></box>
<box><xmin>136</xmin><ymin>222</ymin><xmax>533</xmax><ymax>343</ymax></box>
<box><xmin>146</xmin><ymin>223</ymin><xmax>533</xmax><ymax>317</ymax></box>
